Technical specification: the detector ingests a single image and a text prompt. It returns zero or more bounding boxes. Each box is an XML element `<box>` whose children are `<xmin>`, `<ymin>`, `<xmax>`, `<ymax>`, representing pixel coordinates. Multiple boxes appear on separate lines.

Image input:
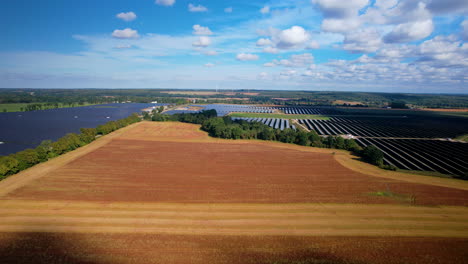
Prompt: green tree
<box><xmin>361</xmin><ymin>145</ymin><xmax>384</xmax><ymax>166</ymax></box>
<box><xmin>0</xmin><ymin>156</ymin><xmax>19</xmax><ymax>177</ymax></box>
<box><xmin>13</xmin><ymin>149</ymin><xmax>40</xmax><ymax>170</ymax></box>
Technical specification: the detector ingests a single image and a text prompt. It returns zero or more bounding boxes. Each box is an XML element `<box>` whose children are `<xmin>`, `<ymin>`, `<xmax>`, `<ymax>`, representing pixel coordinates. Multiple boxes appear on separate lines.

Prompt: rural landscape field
<box><xmin>2</xmin><ymin>0</ymin><xmax>468</xmax><ymax>263</ymax></box>
<box><xmin>1</xmin><ymin>121</ymin><xmax>467</xmax><ymax>263</ymax></box>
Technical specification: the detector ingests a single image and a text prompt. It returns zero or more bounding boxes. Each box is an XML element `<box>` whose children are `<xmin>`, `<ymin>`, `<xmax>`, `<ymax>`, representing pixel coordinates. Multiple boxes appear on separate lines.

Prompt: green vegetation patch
<box><xmin>455</xmin><ymin>134</ymin><xmax>468</xmax><ymax>142</ymax></box>
<box><xmin>0</xmin><ymin>102</ymin><xmax>98</xmax><ymax>113</ymax></box>
<box><xmin>368</xmin><ymin>191</ymin><xmax>415</xmax><ymax>204</ymax></box>
<box><xmin>229</xmin><ymin>112</ymin><xmax>330</xmax><ymax>120</ymax></box>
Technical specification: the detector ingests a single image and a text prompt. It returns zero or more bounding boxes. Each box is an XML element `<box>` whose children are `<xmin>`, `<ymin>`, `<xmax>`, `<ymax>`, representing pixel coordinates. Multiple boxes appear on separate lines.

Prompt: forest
<box><xmin>1</xmin><ymin>89</ymin><xmax>468</xmax><ymax>109</ymax></box>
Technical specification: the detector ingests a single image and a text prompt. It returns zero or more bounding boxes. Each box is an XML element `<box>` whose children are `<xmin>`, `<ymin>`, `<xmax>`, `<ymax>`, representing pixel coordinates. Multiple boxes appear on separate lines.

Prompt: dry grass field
<box><xmin>0</xmin><ymin>121</ymin><xmax>467</xmax><ymax>264</ymax></box>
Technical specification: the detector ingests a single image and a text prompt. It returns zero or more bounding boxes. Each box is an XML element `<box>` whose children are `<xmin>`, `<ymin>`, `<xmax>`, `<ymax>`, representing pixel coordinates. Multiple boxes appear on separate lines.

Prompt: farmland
<box><xmin>0</xmin><ymin>121</ymin><xmax>467</xmax><ymax>263</ymax></box>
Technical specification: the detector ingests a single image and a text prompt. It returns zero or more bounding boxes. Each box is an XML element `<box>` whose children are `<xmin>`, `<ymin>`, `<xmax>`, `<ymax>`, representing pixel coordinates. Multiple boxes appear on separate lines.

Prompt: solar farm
<box><xmin>286</xmin><ymin>106</ymin><xmax>468</xmax><ymax>177</ymax></box>
<box><xmin>166</xmin><ymin>104</ymin><xmax>468</xmax><ymax>177</ymax></box>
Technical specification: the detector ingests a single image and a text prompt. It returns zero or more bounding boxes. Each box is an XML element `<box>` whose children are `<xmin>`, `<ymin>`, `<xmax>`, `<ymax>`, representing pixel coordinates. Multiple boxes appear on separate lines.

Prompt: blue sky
<box><xmin>1</xmin><ymin>0</ymin><xmax>467</xmax><ymax>93</ymax></box>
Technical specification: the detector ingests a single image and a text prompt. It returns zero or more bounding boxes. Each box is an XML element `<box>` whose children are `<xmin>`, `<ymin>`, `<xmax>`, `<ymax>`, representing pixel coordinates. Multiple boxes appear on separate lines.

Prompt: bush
<box><xmin>361</xmin><ymin>145</ymin><xmax>384</xmax><ymax>166</ymax></box>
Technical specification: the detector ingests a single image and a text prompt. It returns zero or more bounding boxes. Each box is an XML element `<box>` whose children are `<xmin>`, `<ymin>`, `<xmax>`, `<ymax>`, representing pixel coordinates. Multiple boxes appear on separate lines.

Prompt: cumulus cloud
<box><xmin>312</xmin><ymin>0</ymin><xmax>369</xmax><ymax>19</ymax></box>
<box><xmin>192</xmin><ymin>36</ymin><xmax>211</xmax><ymax>47</ymax></box>
<box><xmin>313</xmin><ymin>0</ymin><xmax>368</xmax><ymax>32</ymax></box>
<box><xmin>256</xmin><ymin>38</ymin><xmax>273</xmax><ymax>46</ymax></box>
<box><xmin>204</xmin><ymin>63</ymin><xmax>214</xmax><ymax>67</ymax></box>
<box><xmin>155</xmin><ymin>0</ymin><xmax>175</xmax><ymax>6</ymax></box>
<box><xmin>112</xmin><ymin>28</ymin><xmax>139</xmax><ymax>39</ymax></box>
<box><xmin>224</xmin><ymin>7</ymin><xmax>233</xmax><ymax>13</ymax></box>
<box><xmin>276</xmin><ymin>26</ymin><xmax>310</xmax><ymax>49</ymax></box>
<box><xmin>192</xmin><ymin>25</ymin><xmax>213</xmax><ymax>35</ymax></box>
<box><xmin>418</xmin><ymin>35</ymin><xmax>468</xmax><ymax>67</ymax></box>
<box><xmin>426</xmin><ymin>0</ymin><xmax>468</xmax><ymax>15</ymax></box>
<box><xmin>343</xmin><ymin>28</ymin><xmax>382</xmax><ymax>53</ymax></box>
<box><xmin>384</xmin><ymin>19</ymin><xmax>434</xmax><ymax>43</ymax></box>
<box><xmin>263</xmin><ymin>47</ymin><xmax>279</xmax><ymax>54</ymax></box>
<box><xmin>306</xmin><ymin>41</ymin><xmax>320</xmax><ymax>49</ymax></box>
<box><xmin>188</xmin><ymin>3</ymin><xmax>208</xmax><ymax>12</ymax></box>
<box><xmin>266</xmin><ymin>53</ymin><xmax>314</xmax><ymax>68</ymax></box>
<box><xmin>462</xmin><ymin>20</ymin><xmax>468</xmax><ymax>41</ymax></box>
<box><xmin>236</xmin><ymin>53</ymin><xmax>259</xmax><ymax>61</ymax></box>
<box><xmin>321</xmin><ymin>18</ymin><xmax>361</xmax><ymax>33</ymax></box>
<box><xmin>116</xmin><ymin>12</ymin><xmax>137</xmax><ymax>22</ymax></box>
<box><xmin>260</xmin><ymin>6</ymin><xmax>270</xmax><ymax>14</ymax></box>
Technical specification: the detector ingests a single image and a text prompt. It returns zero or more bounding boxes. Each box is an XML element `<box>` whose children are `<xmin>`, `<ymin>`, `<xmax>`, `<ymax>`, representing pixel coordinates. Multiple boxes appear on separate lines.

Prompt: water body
<box><xmin>0</xmin><ymin>103</ymin><xmax>164</xmax><ymax>156</ymax></box>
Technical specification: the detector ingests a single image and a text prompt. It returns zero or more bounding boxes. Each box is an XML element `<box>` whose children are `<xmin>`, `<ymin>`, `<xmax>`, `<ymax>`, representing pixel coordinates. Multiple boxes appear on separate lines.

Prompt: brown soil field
<box><xmin>3</xmin><ymin>122</ymin><xmax>467</xmax><ymax>205</ymax></box>
<box><xmin>1</xmin><ymin>233</ymin><xmax>467</xmax><ymax>264</ymax></box>
<box><xmin>1</xmin><ymin>121</ymin><xmax>467</xmax><ymax>263</ymax></box>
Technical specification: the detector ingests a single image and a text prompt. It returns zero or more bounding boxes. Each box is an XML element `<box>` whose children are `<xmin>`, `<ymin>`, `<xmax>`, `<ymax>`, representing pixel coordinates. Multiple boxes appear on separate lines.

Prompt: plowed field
<box><xmin>0</xmin><ymin>121</ymin><xmax>467</xmax><ymax>264</ymax></box>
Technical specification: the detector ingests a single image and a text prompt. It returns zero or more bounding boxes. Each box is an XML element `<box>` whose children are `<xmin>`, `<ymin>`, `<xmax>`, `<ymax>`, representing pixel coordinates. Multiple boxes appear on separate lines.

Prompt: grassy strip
<box><xmin>368</xmin><ymin>191</ymin><xmax>416</xmax><ymax>204</ymax></box>
<box><xmin>0</xmin><ymin>103</ymin><xmax>99</xmax><ymax>113</ymax></box>
<box><xmin>229</xmin><ymin>112</ymin><xmax>330</xmax><ymax>120</ymax></box>
<box><xmin>454</xmin><ymin>134</ymin><xmax>468</xmax><ymax>142</ymax></box>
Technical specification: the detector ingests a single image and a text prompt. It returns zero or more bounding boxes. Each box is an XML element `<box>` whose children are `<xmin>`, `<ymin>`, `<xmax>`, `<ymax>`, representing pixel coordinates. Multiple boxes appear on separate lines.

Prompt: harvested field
<box><xmin>3</xmin><ymin>123</ymin><xmax>468</xmax><ymax>205</ymax></box>
<box><xmin>1</xmin><ymin>121</ymin><xmax>467</xmax><ymax>263</ymax></box>
<box><xmin>1</xmin><ymin>233</ymin><xmax>467</xmax><ymax>264</ymax></box>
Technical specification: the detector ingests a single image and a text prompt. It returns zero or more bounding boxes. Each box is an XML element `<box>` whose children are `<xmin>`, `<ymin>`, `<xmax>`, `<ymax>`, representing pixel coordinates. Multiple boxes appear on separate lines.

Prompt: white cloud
<box><xmin>236</xmin><ymin>53</ymin><xmax>259</xmax><ymax>61</ymax></box>
<box><xmin>312</xmin><ymin>0</ymin><xmax>368</xmax><ymax>33</ymax></box>
<box><xmin>256</xmin><ymin>38</ymin><xmax>273</xmax><ymax>46</ymax></box>
<box><xmin>426</xmin><ymin>0</ymin><xmax>468</xmax><ymax>15</ymax></box>
<box><xmin>343</xmin><ymin>28</ymin><xmax>382</xmax><ymax>53</ymax></box>
<box><xmin>306</xmin><ymin>41</ymin><xmax>320</xmax><ymax>49</ymax></box>
<box><xmin>263</xmin><ymin>62</ymin><xmax>276</xmax><ymax>67</ymax></box>
<box><xmin>155</xmin><ymin>0</ymin><xmax>175</xmax><ymax>6</ymax></box>
<box><xmin>384</xmin><ymin>19</ymin><xmax>434</xmax><ymax>43</ymax></box>
<box><xmin>116</xmin><ymin>12</ymin><xmax>137</xmax><ymax>22</ymax></box>
<box><xmin>263</xmin><ymin>47</ymin><xmax>279</xmax><ymax>54</ymax></box>
<box><xmin>204</xmin><ymin>63</ymin><xmax>215</xmax><ymax>67</ymax></box>
<box><xmin>276</xmin><ymin>26</ymin><xmax>310</xmax><ymax>49</ymax></box>
<box><xmin>224</xmin><ymin>7</ymin><xmax>233</xmax><ymax>13</ymax></box>
<box><xmin>193</xmin><ymin>25</ymin><xmax>213</xmax><ymax>35</ymax></box>
<box><xmin>192</xmin><ymin>36</ymin><xmax>211</xmax><ymax>47</ymax></box>
<box><xmin>260</xmin><ymin>6</ymin><xmax>270</xmax><ymax>14</ymax></box>
<box><xmin>188</xmin><ymin>3</ymin><xmax>208</xmax><ymax>12</ymax></box>
<box><xmin>203</xmin><ymin>50</ymin><xmax>218</xmax><ymax>56</ymax></box>
<box><xmin>462</xmin><ymin>20</ymin><xmax>468</xmax><ymax>41</ymax></box>
<box><xmin>112</xmin><ymin>28</ymin><xmax>139</xmax><ymax>39</ymax></box>
<box><xmin>321</xmin><ymin>18</ymin><xmax>361</xmax><ymax>33</ymax></box>
<box><xmin>268</xmin><ymin>53</ymin><xmax>314</xmax><ymax>68</ymax></box>
<box><xmin>114</xmin><ymin>44</ymin><xmax>132</xmax><ymax>49</ymax></box>
<box><xmin>312</xmin><ymin>0</ymin><xmax>369</xmax><ymax>19</ymax></box>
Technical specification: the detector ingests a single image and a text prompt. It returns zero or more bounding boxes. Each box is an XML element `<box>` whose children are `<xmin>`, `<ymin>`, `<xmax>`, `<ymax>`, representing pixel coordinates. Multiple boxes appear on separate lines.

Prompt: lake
<box><xmin>0</xmin><ymin>103</ymin><xmax>163</xmax><ymax>156</ymax></box>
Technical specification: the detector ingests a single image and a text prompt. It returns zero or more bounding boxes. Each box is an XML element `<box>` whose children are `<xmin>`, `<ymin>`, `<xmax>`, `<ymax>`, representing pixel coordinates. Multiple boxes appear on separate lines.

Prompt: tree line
<box><xmin>0</xmin><ymin>114</ymin><xmax>141</xmax><ymax>179</ymax></box>
<box><xmin>149</xmin><ymin>110</ymin><xmax>387</xmax><ymax>168</ymax></box>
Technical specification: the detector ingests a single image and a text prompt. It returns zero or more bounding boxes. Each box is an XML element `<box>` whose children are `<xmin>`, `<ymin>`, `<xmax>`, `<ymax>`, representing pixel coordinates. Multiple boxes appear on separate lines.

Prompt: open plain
<box><xmin>0</xmin><ymin>121</ymin><xmax>467</xmax><ymax>264</ymax></box>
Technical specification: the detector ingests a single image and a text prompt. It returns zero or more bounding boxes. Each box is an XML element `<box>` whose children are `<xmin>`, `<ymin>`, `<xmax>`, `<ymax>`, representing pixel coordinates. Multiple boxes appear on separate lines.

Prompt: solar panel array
<box><xmin>232</xmin><ymin>117</ymin><xmax>296</xmax><ymax>131</ymax></box>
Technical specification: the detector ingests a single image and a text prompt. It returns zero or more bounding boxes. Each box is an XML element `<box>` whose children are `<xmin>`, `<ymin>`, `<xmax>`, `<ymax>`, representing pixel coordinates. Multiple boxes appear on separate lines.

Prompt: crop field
<box><xmin>0</xmin><ymin>122</ymin><xmax>467</xmax><ymax>263</ymax></box>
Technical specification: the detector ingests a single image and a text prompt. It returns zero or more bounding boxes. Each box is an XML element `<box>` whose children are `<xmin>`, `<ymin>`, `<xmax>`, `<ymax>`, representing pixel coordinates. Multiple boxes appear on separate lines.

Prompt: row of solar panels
<box><xmin>231</xmin><ymin>117</ymin><xmax>296</xmax><ymax>131</ymax></box>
